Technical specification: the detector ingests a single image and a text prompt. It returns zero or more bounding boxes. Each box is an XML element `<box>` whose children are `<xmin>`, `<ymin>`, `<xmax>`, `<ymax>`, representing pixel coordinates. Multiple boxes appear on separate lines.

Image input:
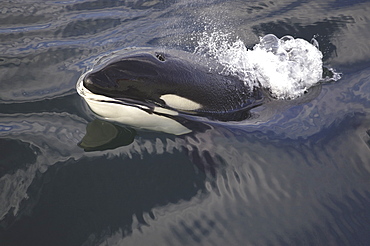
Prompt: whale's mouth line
<box><xmin>76</xmin><ymin>73</ymin><xmax>181</xmax><ymax>117</ymax></box>
<box><xmin>77</xmin><ymin>74</ymin><xmax>151</xmax><ymax>110</ymax></box>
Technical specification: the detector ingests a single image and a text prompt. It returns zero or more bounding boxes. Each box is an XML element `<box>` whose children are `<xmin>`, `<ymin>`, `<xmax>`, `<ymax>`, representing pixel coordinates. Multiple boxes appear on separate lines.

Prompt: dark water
<box><xmin>1</xmin><ymin>0</ymin><xmax>370</xmax><ymax>245</ymax></box>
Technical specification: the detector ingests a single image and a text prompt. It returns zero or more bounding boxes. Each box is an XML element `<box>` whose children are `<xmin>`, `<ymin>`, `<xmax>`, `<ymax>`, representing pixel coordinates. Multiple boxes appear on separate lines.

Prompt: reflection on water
<box><xmin>1</xmin><ymin>0</ymin><xmax>370</xmax><ymax>245</ymax></box>
<box><xmin>79</xmin><ymin>119</ymin><xmax>136</xmax><ymax>152</ymax></box>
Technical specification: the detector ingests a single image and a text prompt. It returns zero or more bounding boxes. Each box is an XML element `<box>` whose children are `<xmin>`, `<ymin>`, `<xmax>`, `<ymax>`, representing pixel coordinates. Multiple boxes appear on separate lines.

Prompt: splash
<box><xmin>196</xmin><ymin>33</ymin><xmax>338</xmax><ymax>99</ymax></box>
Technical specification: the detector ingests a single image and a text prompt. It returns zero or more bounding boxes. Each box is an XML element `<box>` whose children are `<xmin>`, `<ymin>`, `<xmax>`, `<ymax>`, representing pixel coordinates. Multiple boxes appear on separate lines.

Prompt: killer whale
<box><xmin>77</xmin><ymin>48</ymin><xmax>264</xmax><ymax>134</ymax></box>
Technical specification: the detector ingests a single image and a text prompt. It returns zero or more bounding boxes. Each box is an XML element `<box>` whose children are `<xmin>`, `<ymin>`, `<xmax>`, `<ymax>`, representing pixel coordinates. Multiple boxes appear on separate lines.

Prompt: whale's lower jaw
<box><xmin>84</xmin><ymin>98</ymin><xmax>192</xmax><ymax>135</ymax></box>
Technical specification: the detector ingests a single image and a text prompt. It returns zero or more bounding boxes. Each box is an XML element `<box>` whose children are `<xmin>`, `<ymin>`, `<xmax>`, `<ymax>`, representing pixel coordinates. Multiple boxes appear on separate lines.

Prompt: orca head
<box><xmin>82</xmin><ymin>50</ymin><xmax>206</xmax><ymax>113</ymax></box>
<box><xmin>85</xmin><ymin>53</ymin><xmax>160</xmax><ymax>104</ymax></box>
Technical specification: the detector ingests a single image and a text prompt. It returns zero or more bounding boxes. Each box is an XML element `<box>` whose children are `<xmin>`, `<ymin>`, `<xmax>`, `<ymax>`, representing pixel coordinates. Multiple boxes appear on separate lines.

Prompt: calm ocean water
<box><xmin>1</xmin><ymin>0</ymin><xmax>370</xmax><ymax>245</ymax></box>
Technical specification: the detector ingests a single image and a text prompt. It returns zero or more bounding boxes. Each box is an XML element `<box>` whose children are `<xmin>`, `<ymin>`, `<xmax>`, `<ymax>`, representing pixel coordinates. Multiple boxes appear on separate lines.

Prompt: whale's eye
<box><xmin>155</xmin><ymin>53</ymin><xmax>165</xmax><ymax>62</ymax></box>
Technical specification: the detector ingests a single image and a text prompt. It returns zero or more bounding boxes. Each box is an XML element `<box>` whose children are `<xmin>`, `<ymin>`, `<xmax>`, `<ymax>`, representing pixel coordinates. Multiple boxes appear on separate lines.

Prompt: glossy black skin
<box><xmin>83</xmin><ymin>48</ymin><xmax>263</xmax><ymax>117</ymax></box>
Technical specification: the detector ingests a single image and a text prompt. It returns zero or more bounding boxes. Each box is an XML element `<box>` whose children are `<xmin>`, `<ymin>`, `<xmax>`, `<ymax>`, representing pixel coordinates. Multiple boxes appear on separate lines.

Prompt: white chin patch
<box><xmin>84</xmin><ymin>98</ymin><xmax>191</xmax><ymax>135</ymax></box>
<box><xmin>160</xmin><ymin>94</ymin><xmax>202</xmax><ymax>111</ymax></box>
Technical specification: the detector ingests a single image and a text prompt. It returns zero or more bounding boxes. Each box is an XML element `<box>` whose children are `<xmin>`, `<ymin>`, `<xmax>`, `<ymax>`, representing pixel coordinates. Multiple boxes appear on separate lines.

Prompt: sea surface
<box><xmin>1</xmin><ymin>0</ymin><xmax>370</xmax><ymax>245</ymax></box>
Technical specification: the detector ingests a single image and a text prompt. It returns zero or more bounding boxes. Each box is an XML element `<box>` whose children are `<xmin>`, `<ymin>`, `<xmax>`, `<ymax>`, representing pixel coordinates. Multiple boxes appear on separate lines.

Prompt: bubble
<box><xmin>311</xmin><ymin>38</ymin><xmax>319</xmax><ymax>49</ymax></box>
<box><xmin>281</xmin><ymin>35</ymin><xmax>294</xmax><ymax>43</ymax></box>
<box><xmin>259</xmin><ymin>34</ymin><xmax>280</xmax><ymax>53</ymax></box>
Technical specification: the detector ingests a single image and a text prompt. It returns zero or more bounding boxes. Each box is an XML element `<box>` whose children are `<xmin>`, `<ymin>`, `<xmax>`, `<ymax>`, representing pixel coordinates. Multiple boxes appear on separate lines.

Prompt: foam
<box><xmin>195</xmin><ymin>33</ymin><xmax>334</xmax><ymax>99</ymax></box>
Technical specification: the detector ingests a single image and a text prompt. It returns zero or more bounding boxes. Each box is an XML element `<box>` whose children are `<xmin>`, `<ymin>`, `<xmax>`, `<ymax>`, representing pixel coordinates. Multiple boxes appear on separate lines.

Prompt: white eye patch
<box><xmin>160</xmin><ymin>94</ymin><xmax>202</xmax><ymax>111</ymax></box>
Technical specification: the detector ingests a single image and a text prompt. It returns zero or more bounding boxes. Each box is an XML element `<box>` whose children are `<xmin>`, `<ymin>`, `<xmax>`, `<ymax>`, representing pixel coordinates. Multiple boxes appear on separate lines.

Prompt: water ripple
<box><xmin>1</xmin><ymin>0</ymin><xmax>370</xmax><ymax>245</ymax></box>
